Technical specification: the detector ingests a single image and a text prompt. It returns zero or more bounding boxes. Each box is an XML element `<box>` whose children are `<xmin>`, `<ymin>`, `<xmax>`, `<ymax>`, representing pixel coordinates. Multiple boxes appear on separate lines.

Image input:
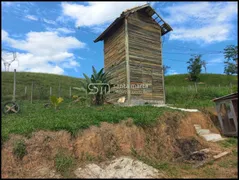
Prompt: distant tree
<box><xmin>224</xmin><ymin>62</ymin><xmax>237</xmax><ymax>75</ymax></box>
<box><xmin>224</xmin><ymin>45</ymin><xmax>238</xmax><ymax>75</ymax></box>
<box><xmin>163</xmin><ymin>65</ymin><xmax>171</xmax><ymax>75</ymax></box>
<box><xmin>187</xmin><ymin>54</ymin><xmax>202</xmax><ymax>82</ymax></box>
<box><xmin>201</xmin><ymin>60</ymin><xmax>207</xmax><ymax>73</ymax></box>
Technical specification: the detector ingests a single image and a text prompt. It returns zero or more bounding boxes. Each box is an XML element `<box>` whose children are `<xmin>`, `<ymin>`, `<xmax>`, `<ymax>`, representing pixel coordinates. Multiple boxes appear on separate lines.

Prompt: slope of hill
<box><xmin>1</xmin><ymin>72</ymin><xmax>237</xmax><ymax>102</ymax></box>
<box><xmin>165</xmin><ymin>73</ymin><xmax>237</xmax><ymax>86</ymax></box>
<box><xmin>1</xmin><ymin>72</ymin><xmax>83</xmax><ymax>101</ymax></box>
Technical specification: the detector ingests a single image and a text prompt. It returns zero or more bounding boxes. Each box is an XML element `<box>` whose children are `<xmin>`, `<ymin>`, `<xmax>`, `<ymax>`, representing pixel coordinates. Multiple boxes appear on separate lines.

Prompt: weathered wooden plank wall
<box><xmin>104</xmin><ymin>22</ymin><xmax>127</xmax><ymax>102</ymax></box>
<box><xmin>128</xmin><ymin>11</ymin><xmax>164</xmax><ymax>103</ymax></box>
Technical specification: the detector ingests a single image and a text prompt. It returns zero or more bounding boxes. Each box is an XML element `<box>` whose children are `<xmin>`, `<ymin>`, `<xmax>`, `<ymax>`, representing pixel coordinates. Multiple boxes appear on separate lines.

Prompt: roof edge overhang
<box><xmin>94</xmin><ymin>4</ymin><xmax>172</xmax><ymax>43</ymax></box>
<box><xmin>212</xmin><ymin>92</ymin><xmax>238</xmax><ymax>102</ymax></box>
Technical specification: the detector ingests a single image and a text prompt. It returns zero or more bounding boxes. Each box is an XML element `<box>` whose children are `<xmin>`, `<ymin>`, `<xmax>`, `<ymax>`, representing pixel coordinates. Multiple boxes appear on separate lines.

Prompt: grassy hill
<box><xmin>165</xmin><ymin>73</ymin><xmax>237</xmax><ymax>86</ymax></box>
<box><xmin>1</xmin><ymin>72</ymin><xmax>83</xmax><ymax>101</ymax></box>
<box><xmin>1</xmin><ymin>72</ymin><xmax>238</xmax><ymax>107</ymax></box>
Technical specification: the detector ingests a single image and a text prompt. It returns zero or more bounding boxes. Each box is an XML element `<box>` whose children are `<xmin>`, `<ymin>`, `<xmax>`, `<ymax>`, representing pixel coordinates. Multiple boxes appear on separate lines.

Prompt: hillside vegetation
<box><xmin>1</xmin><ymin>72</ymin><xmax>237</xmax><ymax>107</ymax></box>
<box><xmin>165</xmin><ymin>73</ymin><xmax>237</xmax><ymax>86</ymax></box>
<box><xmin>1</xmin><ymin>72</ymin><xmax>83</xmax><ymax>101</ymax></box>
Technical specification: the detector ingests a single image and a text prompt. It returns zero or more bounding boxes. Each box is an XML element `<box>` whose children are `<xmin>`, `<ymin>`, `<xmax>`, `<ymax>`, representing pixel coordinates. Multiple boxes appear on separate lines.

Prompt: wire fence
<box><xmin>1</xmin><ymin>82</ymin><xmax>85</xmax><ymax>102</ymax></box>
<box><xmin>2</xmin><ymin>81</ymin><xmax>235</xmax><ymax>103</ymax></box>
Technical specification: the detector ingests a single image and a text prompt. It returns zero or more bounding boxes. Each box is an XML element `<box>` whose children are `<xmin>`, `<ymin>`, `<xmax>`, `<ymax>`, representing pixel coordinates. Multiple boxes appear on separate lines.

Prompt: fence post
<box><xmin>58</xmin><ymin>83</ymin><xmax>61</xmax><ymax>97</ymax></box>
<box><xmin>13</xmin><ymin>69</ymin><xmax>16</xmax><ymax>102</ymax></box>
<box><xmin>194</xmin><ymin>82</ymin><xmax>198</xmax><ymax>93</ymax></box>
<box><xmin>69</xmin><ymin>86</ymin><xmax>72</xmax><ymax>98</ymax></box>
<box><xmin>50</xmin><ymin>87</ymin><xmax>52</xmax><ymax>96</ymax></box>
<box><xmin>25</xmin><ymin>86</ymin><xmax>27</xmax><ymax>99</ymax></box>
<box><xmin>31</xmin><ymin>81</ymin><xmax>33</xmax><ymax>104</ymax></box>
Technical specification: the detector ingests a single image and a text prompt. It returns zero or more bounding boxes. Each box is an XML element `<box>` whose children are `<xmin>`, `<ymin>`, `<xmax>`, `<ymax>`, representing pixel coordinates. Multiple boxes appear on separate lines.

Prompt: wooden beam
<box><xmin>160</xmin><ymin>37</ymin><xmax>166</xmax><ymax>104</ymax></box>
<box><xmin>125</xmin><ymin>17</ymin><xmax>131</xmax><ymax>105</ymax></box>
<box><xmin>229</xmin><ymin>100</ymin><xmax>238</xmax><ymax>135</ymax></box>
<box><xmin>215</xmin><ymin>103</ymin><xmax>225</xmax><ymax>134</ymax></box>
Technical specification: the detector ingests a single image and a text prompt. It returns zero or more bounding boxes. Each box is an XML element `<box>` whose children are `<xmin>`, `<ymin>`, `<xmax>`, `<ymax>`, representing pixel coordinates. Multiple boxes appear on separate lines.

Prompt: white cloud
<box><xmin>43</xmin><ymin>18</ymin><xmax>57</xmax><ymax>25</ymax></box>
<box><xmin>46</xmin><ymin>27</ymin><xmax>75</xmax><ymax>34</ymax></box>
<box><xmin>169</xmin><ymin>24</ymin><xmax>232</xmax><ymax>43</ymax></box>
<box><xmin>78</xmin><ymin>56</ymin><xmax>85</xmax><ymax>60</ymax></box>
<box><xmin>167</xmin><ymin>69</ymin><xmax>178</xmax><ymax>75</ymax></box>
<box><xmin>61</xmin><ymin>2</ymin><xmax>147</xmax><ymax>28</ymax></box>
<box><xmin>25</xmin><ymin>15</ymin><xmax>38</xmax><ymax>21</ymax></box>
<box><xmin>2</xmin><ymin>29</ymin><xmax>85</xmax><ymax>74</ymax></box>
<box><xmin>207</xmin><ymin>58</ymin><xmax>224</xmax><ymax>66</ymax></box>
<box><xmin>163</xmin><ymin>2</ymin><xmax>238</xmax><ymax>43</ymax></box>
<box><xmin>61</xmin><ymin>59</ymin><xmax>80</xmax><ymax>72</ymax></box>
<box><xmin>4</xmin><ymin>31</ymin><xmax>85</xmax><ymax>56</ymax></box>
<box><xmin>2</xmin><ymin>29</ymin><xmax>8</xmax><ymax>40</ymax></box>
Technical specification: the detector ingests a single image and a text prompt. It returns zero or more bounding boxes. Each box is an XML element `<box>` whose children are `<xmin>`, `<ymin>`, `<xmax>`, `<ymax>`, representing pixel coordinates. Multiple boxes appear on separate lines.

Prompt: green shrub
<box><xmin>13</xmin><ymin>140</ymin><xmax>27</xmax><ymax>160</ymax></box>
<box><xmin>50</xmin><ymin>96</ymin><xmax>64</xmax><ymax>110</ymax></box>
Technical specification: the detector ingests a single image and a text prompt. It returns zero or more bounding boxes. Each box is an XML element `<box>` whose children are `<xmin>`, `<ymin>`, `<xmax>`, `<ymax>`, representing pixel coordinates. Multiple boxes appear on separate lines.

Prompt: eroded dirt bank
<box><xmin>1</xmin><ymin>111</ymin><xmax>236</xmax><ymax>178</ymax></box>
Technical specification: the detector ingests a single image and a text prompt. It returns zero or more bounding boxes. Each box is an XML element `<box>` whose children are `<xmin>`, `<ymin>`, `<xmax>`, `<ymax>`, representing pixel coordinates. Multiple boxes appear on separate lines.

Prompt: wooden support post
<box><xmin>229</xmin><ymin>100</ymin><xmax>238</xmax><ymax>134</ymax></box>
<box><xmin>125</xmin><ymin>17</ymin><xmax>131</xmax><ymax>105</ymax></box>
<box><xmin>50</xmin><ymin>87</ymin><xmax>52</xmax><ymax>96</ymax></box>
<box><xmin>13</xmin><ymin>69</ymin><xmax>16</xmax><ymax>102</ymax></box>
<box><xmin>216</xmin><ymin>103</ymin><xmax>225</xmax><ymax>134</ymax></box>
<box><xmin>31</xmin><ymin>81</ymin><xmax>33</xmax><ymax>104</ymax></box>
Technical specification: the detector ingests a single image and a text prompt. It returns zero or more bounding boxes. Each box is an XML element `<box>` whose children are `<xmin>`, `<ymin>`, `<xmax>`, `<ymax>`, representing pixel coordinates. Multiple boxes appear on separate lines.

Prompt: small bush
<box><xmin>50</xmin><ymin>96</ymin><xmax>64</xmax><ymax>110</ymax></box>
<box><xmin>13</xmin><ymin>140</ymin><xmax>27</xmax><ymax>160</ymax></box>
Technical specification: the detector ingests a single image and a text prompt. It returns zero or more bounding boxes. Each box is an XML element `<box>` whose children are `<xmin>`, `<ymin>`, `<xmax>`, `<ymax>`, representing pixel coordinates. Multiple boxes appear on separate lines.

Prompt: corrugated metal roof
<box><xmin>94</xmin><ymin>4</ymin><xmax>172</xmax><ymax>43</ymax></box>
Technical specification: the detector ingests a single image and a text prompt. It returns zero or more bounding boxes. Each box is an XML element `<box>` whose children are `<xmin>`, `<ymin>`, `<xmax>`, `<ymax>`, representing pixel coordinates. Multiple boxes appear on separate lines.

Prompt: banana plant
<box><xmin>73</xmin><ymin>66</ymin><xmax>112</xmax><ymax>105</ymax></box>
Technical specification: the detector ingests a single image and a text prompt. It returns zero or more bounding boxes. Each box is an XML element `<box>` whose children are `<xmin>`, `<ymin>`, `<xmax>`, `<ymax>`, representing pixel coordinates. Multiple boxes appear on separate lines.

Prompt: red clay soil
<box><xmin>1</xmin><ymin>111</ymin><xmax>227</xmax><ymax>178</ymax></box>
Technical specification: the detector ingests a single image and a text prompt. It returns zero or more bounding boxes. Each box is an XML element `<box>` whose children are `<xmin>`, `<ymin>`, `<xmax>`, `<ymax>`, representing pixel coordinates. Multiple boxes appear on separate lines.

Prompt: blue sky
<box><xmin>1</xmin><ymin>1</ymin><xmax>238</xmax><ymax>78</ymax></box>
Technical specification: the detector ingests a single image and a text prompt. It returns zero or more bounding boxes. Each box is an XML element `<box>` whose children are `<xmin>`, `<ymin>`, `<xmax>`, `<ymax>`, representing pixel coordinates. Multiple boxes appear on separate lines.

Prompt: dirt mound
<box><xmin>1</xmin><ymin>111</ymin><xmax>222</xmax><ymax>178</ymax></box>
<box><xmin>1</xmin><ymin>130</ymin><xmax>72</xmax><ymax>178</ymax></box>
<box><xmin>74</xmin><ymin>119</ymin><xmax>147</xmax><ymax>160</ymax></box>
<box><xmin>74</xmin><ymin>156</ymin><xmax>165</xmax><ymax>178</ymax></box>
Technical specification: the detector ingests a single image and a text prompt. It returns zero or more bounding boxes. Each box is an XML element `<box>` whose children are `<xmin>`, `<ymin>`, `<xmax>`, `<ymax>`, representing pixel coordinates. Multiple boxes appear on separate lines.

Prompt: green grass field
<box><xmin>1</xmin><ymin>100</ymin><xmax>179</xmax><ymax>142</ymax></box>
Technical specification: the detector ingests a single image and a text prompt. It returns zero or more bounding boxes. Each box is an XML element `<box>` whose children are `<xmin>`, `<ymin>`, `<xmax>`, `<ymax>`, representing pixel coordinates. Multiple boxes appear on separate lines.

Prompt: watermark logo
<box><xmin>87</xmin><ymin>83</ymin><xmax>152</xmax><ymax>95</ymax></box>
<box><xmin>88</xmin><ymin>83</ymin><xmax>110</xmax><ymax>95</ymax></box>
